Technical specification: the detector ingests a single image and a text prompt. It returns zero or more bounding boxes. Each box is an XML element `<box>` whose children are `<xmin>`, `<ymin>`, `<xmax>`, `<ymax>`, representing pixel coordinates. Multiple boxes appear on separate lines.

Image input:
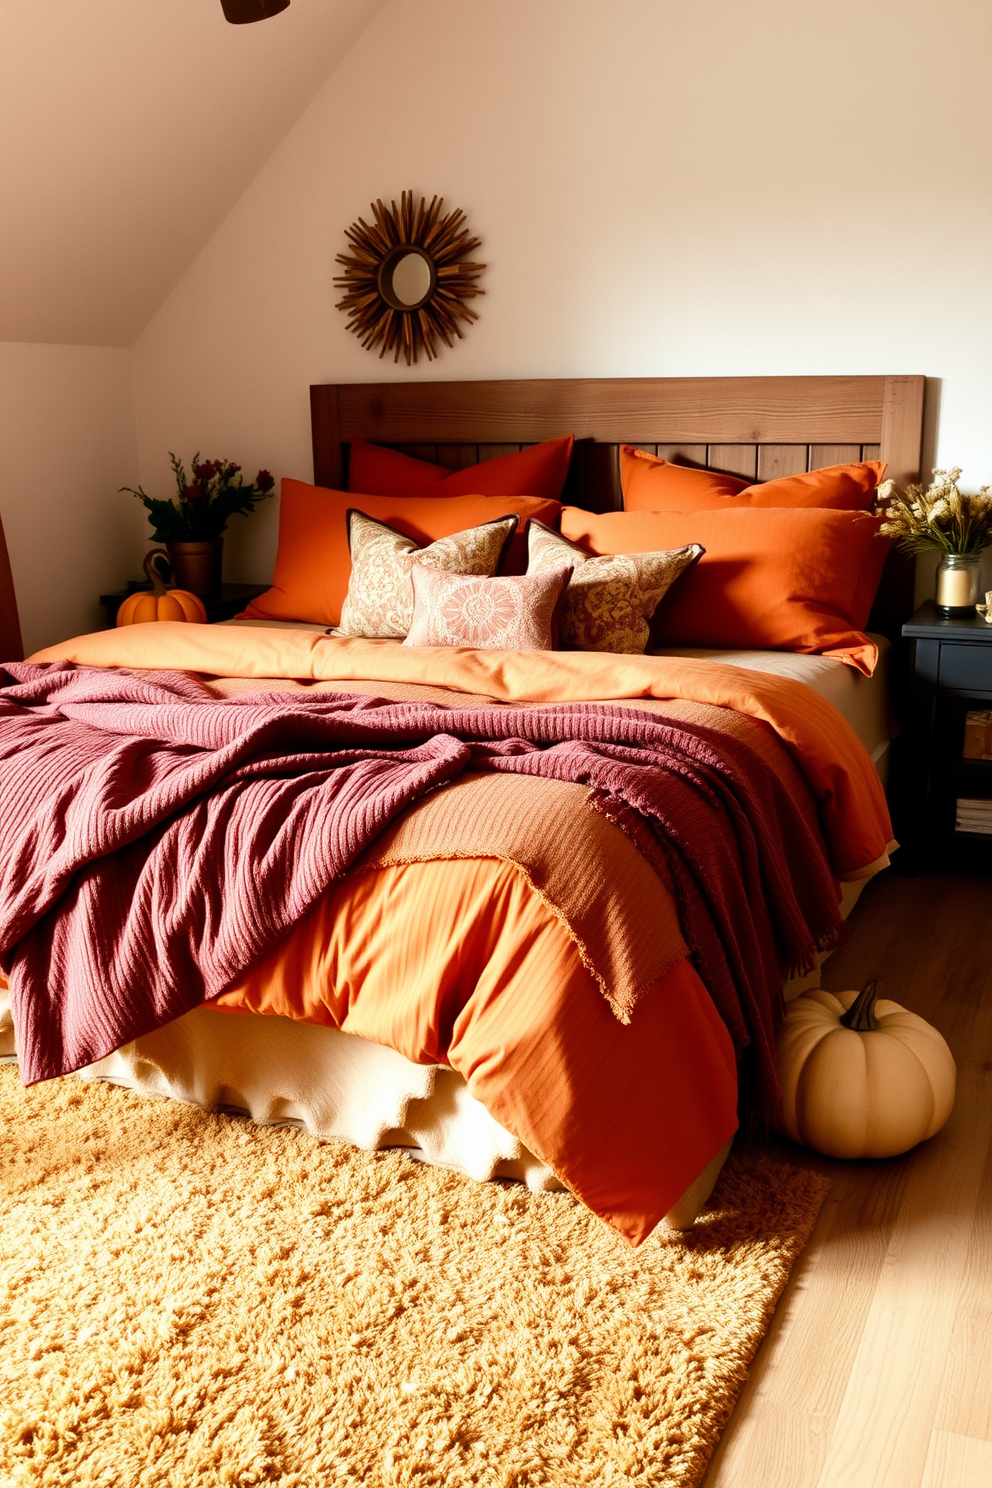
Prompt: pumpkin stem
<box><xmin>839</xmin><ymin>978</ymin><xmax>882</xmax><ymax>1032</ymax></box>
<box><xmin>143</xmin><ymin>549</ymin><xmax>172</xmax><ymax>598</ymax></box>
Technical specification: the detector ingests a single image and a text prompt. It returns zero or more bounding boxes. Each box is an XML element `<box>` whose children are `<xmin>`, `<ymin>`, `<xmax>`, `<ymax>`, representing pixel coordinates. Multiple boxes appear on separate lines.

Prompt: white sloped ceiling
<box><xmin>0</xmin><ymin>0</ymin><xmax>384</xmax><ymax>346</ymax></box>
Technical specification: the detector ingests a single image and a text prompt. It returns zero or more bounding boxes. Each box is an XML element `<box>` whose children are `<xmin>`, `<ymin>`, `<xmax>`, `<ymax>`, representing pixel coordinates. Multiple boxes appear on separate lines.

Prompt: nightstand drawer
<box><xmin>938</xmin><ymin>644</ymin><xmax>992</xmax><ymax>694</ymax></box>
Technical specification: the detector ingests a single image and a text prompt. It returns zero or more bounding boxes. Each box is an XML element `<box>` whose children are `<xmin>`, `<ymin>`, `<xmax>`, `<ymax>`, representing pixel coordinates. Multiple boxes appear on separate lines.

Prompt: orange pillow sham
<box><xmin>349</xmin><ymin>435</ymin><xmax>574</xmax><ymax>502</ymax></box>
<box><xmin>244</xmin><ymin>479</ymin><xmax>563</xmax><ymax>627</ymax></box>
<box><xmin>621</xmin><ymin>446</ymin><xmax>886</xmax><ymax>513</ymax></box>
<box><xmin>620</xmin><ymin>453</ymin><xmax>749</xmax><ymax>505</ymax></box>
<box><xmin>559</xmin><ymin>506</ymin><xmax>889</xmax><ymax>674</ymax></box>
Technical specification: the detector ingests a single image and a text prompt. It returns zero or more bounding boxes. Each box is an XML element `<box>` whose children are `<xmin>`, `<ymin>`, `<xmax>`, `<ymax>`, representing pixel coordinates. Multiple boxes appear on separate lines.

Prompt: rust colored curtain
<box><xmin>0</xmin><ymin>512</ymin><xmax>23</xmax><ymax>662</ymax></box>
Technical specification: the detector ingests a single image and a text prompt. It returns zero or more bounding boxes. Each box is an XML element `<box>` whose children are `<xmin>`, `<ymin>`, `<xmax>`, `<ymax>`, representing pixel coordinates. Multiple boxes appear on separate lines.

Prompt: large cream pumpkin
<box><xmin>776</xmin><ymin>981</ymin><xmax>956</xmax><ymax>1159</ymax></box>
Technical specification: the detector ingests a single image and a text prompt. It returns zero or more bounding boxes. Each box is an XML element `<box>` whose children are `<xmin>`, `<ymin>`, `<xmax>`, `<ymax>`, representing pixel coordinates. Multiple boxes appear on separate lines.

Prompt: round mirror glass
<box><xmin>388</xmin><ymin>250</ymin><xmax>433</xmax><ymax>308</ymax></box>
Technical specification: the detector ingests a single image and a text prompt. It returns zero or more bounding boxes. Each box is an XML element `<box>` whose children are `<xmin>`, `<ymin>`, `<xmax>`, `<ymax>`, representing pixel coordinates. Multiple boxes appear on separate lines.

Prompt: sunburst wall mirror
<box><xmin>334</xmin><ymin>192</ymin><xmax>486</xmax><ymax>366</ymax></box>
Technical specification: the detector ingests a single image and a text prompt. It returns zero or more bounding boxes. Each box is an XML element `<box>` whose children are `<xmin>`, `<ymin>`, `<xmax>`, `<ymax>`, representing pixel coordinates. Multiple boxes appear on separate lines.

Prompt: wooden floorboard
<box><xmin>934</xmin><ymin>1124</ymin><xmax>992</xmax><ymax>1442</ymax></box>
<box><xmin>703</xmin><ymin>870</ymin><xmax>992</xmax><ymax>1488</ymax></box>
<box><xmin>920</xmin><ymin>1431</ymin><xmax>992</xmax><ymax>1488</ymax></box>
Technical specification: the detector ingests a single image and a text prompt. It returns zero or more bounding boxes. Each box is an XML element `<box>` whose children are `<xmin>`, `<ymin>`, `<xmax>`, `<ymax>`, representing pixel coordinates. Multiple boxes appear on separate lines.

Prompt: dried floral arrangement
<box><xmin>876</xmin><ymin>468</ymin><xmax>992</xmax><ymax>555</ymax></box>
<box><xmin>123</xmin><ymin>455</ymin><xmax>275</xmax><ymax>543</ymax></box>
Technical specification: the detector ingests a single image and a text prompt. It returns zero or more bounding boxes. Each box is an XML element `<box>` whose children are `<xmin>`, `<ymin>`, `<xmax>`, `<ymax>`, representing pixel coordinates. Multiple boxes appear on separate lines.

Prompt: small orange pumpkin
<box><xmin>116</xmin><ymin>550</ymin><xmax>207</xmax><ymax>626</ymax></box>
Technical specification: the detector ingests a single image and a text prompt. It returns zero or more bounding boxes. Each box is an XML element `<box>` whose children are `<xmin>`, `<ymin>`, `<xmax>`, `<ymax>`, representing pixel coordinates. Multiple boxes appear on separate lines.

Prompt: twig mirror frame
<box><xmin>334</xmin><ymin>192</ymin><xmax>486</xmax><ymax>366</ymax></box>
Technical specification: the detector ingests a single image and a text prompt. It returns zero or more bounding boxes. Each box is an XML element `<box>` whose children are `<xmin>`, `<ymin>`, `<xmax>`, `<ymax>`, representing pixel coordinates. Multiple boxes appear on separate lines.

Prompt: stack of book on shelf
<box><xmin>958</xmin><ymin>712</ymin><xmax>992</xmax><ymax>835</ymax></box>
<box><xmin>956</xmin><ymin>797</ymin><xmax>992</xmax><ymax>836</ymax></box>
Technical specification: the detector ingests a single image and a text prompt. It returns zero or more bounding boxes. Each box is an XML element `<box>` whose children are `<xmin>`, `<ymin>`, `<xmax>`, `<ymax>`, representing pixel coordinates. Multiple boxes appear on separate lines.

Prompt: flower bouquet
<box><xmin>123</xmin><ymin>453</ymin><xmax>275</xmax><ymax>543</ymax></box>
<box><xmin>876</xmin><ymin>468</ymin><xmax>992</xmax><ymax>616</ymax></box>
<box><xmin>123</xmin><ymin>453</ymin><xmax>274</xmax><ymax>595</ymax></box>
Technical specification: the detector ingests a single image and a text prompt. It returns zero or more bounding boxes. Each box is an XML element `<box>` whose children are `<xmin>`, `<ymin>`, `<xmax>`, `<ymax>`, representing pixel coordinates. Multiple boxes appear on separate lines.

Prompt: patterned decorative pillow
<box><xmin>526</xmin><ymin>519</ymin><xmax>703</xmax><ymax>654</ymax></box>
<box><xmin>403</xmin><ymin>564</ymin><xmax>574</xmax><ymax>651</ymax></box>
<box><xmin>338</xmin><ymin>510</ymin><xmax>518</xmax><ymax>638</ymax></box>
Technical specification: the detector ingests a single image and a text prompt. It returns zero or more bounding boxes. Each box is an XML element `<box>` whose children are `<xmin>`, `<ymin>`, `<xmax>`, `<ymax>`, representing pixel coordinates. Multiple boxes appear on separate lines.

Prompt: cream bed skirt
<box><xmin>0</xmin><ymin>989</ymin><xmax>729</xmax><ymax>1229</ymax></box>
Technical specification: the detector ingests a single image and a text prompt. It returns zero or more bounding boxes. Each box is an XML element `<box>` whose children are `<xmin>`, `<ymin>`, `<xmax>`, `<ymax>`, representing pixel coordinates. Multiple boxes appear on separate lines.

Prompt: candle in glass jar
<box><xmin>937</xmin><ymin>565</ymin><xmax>976</xmax><ymax>607</ymax></box>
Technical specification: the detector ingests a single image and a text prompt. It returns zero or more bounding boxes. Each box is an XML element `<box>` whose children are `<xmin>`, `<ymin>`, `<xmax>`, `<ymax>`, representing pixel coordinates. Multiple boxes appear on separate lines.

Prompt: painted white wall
<box><xmin>121</xmin><ymin>0</ymin><xmax>989</xmax><ymax>591</ymax></box>
<box><xmin>0</xmin><ymin>343</ymin><xmax>141</xmax><ymax>654</ymax></box>
<box><xmin>0</xmin><ymin>0</ymin><xmax>385</xmax><ymax>346</ymax></box>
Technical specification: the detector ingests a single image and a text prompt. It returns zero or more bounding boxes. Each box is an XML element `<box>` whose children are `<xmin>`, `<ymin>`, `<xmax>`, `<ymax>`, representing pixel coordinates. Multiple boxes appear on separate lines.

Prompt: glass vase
<box><xmin>935</xmin><ymin>553</ymin><xmax>981</xmax><ymax>618</ymax></box>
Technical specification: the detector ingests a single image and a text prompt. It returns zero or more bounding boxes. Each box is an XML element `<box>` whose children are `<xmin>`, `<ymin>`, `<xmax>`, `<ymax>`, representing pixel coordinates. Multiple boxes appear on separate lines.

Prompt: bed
<box><xmin>0</xmin><ymin>374</ymin><xmax>924</xmax><ymax>1245</ymax></box>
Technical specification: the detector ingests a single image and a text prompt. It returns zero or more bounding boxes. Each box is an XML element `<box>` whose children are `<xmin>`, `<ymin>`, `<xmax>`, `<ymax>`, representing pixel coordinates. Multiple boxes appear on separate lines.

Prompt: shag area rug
<box><xmin>0</xmin><ymin>1066</ymin><xmax>826</xmax><ymax>1487</ymax></box>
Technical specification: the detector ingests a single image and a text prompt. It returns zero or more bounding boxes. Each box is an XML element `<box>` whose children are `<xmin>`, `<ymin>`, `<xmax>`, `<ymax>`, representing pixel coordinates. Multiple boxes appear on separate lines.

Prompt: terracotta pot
<box><xmin>166</xmin><ymin>540</ymin><xmax>223</xmax><ymax>597</ymax></box>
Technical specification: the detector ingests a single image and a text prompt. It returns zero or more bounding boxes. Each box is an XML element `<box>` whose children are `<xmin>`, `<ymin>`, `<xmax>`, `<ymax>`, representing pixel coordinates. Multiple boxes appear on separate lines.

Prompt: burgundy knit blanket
<box><xmin>0</xmin><ymin>662</ymin><xmax>842</xmax><ymax>1111</ymax></box>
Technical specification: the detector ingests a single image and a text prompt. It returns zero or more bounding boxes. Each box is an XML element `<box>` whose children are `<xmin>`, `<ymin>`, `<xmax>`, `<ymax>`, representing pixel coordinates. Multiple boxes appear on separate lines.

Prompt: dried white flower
<box><xmin>878</xmin><ymin>467</ymin><xmax>992</xmax><ymax>555</ymax></box>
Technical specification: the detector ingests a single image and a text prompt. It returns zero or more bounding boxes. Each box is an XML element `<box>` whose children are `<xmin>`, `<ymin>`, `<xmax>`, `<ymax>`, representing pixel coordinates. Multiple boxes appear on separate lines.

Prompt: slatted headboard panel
<box><xmin>310</xmin><ymin>374</ymin><xmax>925</xmax><ymax>634</ymax></box>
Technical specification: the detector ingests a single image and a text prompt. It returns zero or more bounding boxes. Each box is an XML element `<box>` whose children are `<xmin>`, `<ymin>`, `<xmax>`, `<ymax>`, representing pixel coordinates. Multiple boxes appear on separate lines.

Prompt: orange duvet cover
<box><xmin>26</xmin><ymin>625</ymin><xmax>894</xmax><ymax>1244</ymax></box>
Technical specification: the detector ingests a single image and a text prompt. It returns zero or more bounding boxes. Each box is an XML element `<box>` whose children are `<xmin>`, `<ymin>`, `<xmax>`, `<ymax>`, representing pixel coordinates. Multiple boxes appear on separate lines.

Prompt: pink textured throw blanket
<box><xmin>0</xmin><ymin>662</ymin><xmax>842</xmax><ymax>1110</ymax></box>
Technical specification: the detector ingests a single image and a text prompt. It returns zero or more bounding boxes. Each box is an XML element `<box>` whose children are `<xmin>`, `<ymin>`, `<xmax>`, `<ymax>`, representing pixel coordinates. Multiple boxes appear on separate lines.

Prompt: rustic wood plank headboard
<box><xmin>310</xmin><ymin>374</ymin><xmax>925</xmax><ymax>634</ymax></box>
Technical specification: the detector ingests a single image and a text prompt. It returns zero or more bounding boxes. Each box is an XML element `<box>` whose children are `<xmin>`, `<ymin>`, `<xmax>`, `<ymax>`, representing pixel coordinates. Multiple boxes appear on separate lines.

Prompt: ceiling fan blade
<box><xmin>221</xmin><ymin>0</ymin><xmax>291</xmax><ymax>22</ymax></box>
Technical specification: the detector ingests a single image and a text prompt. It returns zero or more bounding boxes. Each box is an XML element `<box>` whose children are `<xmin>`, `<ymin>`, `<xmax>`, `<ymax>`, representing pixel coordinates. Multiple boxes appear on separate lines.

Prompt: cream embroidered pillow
<box><xmin>526</xmin><ymin>519</ymin><xmax>703</xmax><ymax>654</ymax></box>
<box><xmin>338</xmin><ymin>510</ymin><xmax>518</xmax><ymax>638</ymax></box>
<box><xmin>403</xmin><ymin>564</ymin><xmax>573</xmax><ymax>651</ymax></box>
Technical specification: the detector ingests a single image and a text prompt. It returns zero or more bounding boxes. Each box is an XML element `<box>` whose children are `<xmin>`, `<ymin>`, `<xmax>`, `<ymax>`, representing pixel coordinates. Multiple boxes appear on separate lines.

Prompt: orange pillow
<box><xmin>244</xmin><ymin>479</ymin><xmax>563</xmax><ymax>627</ymax></box>
<box><xmin>349</xmin><ymin>435</ymin><xmax>574</xmax><ymax>502</ymax></box>
<box><xmin>621</xmin><ymin>446</ymin><xmax>886</xmax><ymax>513</ymax></box>
<box><xmin>559</xmin><ymin>506</ymin><xmax>890</xmax><ymax>674</ymax></box>
<box><xmin>620</xmin><ymin>452</ymin><xmax>749</xmax><ymax>506</ymax></box>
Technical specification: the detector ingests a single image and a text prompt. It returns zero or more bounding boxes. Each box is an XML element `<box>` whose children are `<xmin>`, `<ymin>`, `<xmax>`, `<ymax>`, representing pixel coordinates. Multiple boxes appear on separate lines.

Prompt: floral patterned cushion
<box><xmin>338</xmin><ymin>511</ymin><xmax>518</xmax><ymax>638</ymax></box>
<box><xmin>403</xmin><ymin>564</ymin><xmax>574</xmax><ymax>651</ymax></box>
<box><xmin>526</xmin><ymin>519</ymin><xmax>703</xmax><ymax>654</ymax></box>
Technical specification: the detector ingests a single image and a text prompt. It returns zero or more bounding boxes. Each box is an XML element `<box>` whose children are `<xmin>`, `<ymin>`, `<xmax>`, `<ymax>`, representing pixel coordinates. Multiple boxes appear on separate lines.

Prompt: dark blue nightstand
<box><xmin>901</xmin><ymin>600</ymin><xmax>992</xmax><ymax>870</ymax></box>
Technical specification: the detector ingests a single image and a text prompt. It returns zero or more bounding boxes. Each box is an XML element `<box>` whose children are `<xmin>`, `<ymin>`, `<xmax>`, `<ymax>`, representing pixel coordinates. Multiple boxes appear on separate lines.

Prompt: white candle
<box><xmin>937</xmin><ymin>565</ymin><xmax>975</xmax><ymax>607</ymax></box>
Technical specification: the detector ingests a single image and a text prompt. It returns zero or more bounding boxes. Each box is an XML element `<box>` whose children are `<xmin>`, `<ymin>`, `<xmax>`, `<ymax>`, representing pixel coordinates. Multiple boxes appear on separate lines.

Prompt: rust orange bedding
<box><xmin>25</xmin><ymin>623</ymin><xmax>894</xmax><ymax>1243</ymax></box>
<box><xmin>209</xmin><ymin>857</ymin><xmax>736</xmax><ymax>1246</ymax></box>
<box><xmin>0</xmin><ymin>843</ymin><xmax>732</xmax><ymax>1244</ymax></box>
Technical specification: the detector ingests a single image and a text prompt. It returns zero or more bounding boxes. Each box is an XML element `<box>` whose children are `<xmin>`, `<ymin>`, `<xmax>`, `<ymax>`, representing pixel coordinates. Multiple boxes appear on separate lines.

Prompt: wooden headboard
<box><xmin>310</xmin><ymin>374</ymin><xmax>925</xmax><ymax>634</ymax></box>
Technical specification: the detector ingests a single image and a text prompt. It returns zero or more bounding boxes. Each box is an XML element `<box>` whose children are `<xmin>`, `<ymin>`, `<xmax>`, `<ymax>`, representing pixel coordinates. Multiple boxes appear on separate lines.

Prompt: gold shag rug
<box><xmin>0</xmin><ymin>1066</ymin><xmax>826</xmax><ymax>1487</ymax></box>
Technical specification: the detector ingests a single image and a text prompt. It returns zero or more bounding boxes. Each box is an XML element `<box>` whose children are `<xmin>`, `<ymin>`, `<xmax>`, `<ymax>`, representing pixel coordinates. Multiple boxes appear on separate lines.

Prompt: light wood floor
<box><xmin>704</xmin><ymin>870</ymin><xmax>992</xmax><ymax>1488</ymax></box>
